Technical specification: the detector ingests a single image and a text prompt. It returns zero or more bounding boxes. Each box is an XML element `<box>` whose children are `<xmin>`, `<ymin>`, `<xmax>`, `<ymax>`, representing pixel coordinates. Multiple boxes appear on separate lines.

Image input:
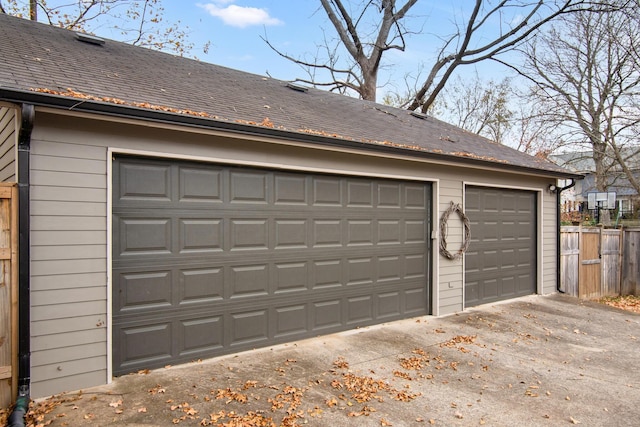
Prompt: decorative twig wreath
<box><xmin>439</xmin><ymin>201</ymin><xmax>471</xmax><ymax>260</ymax></box>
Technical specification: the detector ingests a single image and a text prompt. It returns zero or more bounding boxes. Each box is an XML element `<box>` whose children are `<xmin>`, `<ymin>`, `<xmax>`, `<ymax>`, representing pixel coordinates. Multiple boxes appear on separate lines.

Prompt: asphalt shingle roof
<box><xmin>0</xmin><ymin>14</ymin><xmax>575</xmax><ymax>177</ymax></box>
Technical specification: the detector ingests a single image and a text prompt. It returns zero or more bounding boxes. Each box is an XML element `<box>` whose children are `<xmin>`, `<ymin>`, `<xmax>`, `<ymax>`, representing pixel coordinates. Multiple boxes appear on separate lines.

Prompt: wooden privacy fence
<box><xmin>0</xmin><ymin>183</ymin><xmax>17</xmax><ymax>408</ymax></box>
<box><xmin>560</xmin><ymin>226</ymin><xmax>640</xmax><ymax>299</ymax></box>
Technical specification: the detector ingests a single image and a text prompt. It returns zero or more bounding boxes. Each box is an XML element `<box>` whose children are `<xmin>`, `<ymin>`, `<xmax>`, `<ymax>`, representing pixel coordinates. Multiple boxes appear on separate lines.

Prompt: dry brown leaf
<box><xmin>326</xmin><ymin>398</ymin><xmax>338</xmax><ymax>407</ymax></box>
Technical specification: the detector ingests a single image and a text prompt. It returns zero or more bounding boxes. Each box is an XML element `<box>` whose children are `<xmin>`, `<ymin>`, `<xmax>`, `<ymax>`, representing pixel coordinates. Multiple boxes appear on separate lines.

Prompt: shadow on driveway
<box><xmin>16</xmin><ymin>294</ymin><xmax>640</xmax><ymax>426</ymax></box>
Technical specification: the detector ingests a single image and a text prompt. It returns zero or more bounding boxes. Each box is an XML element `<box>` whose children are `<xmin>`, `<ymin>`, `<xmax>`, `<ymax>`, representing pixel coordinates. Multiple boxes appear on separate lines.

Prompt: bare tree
<box><xmin>266</xmin><ymin>0</ymin><xmax>615</xmax><ymax>111</ymax></box>
<box><xmin>264</xmin><ymin>0</ymin><xmax>418</xmax><ymax>100</ymax></box>
<box><xmin>430</xmin><ymin>73</ymin><xmax>513</xmax><ymax>144</ymax></box>
<box><xmin>516</xmin><ymin>6</ymin><xmax>640</xmax><ymax>193</ymax></box>
<box><xmin>0</xmin><ymin>0</ymin><xmax>202</xmax><ymax>56</ymax></box>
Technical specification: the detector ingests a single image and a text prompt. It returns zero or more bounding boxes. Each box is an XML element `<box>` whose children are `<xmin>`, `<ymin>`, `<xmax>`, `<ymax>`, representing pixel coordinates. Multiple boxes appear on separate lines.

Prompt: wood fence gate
<box><xmin>560</xmin><ymin>226</ymin><xmax>638</xmax><ymax>299</ymax></box>
<box><xmin>0</xmin><ymin>183</ymin><xmax>17</xmax><ymax>408</ymax></box>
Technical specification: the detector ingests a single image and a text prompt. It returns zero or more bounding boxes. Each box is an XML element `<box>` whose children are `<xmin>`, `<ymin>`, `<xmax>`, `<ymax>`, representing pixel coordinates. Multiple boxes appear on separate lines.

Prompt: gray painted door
<box><xmin>464</xmin><ymin>186</ymin><xmax>536</xmax><ymax>307</ymax></box>
<box><xmin>112</xmin><ymin>156</ymin><xmax>431</xmax><ymax>375</ymax></box>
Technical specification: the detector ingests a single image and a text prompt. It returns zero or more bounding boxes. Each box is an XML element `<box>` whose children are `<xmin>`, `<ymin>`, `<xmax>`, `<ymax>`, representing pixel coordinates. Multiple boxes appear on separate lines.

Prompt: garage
<box><xmin>112</xmin><ymin>156</ymin><xmax>432</xmax><ymax>374</ymax></box>
<box><xmin>464</xmin><ymin>186</ymin><xmax>537</xmax><ymax>307</ymax></box>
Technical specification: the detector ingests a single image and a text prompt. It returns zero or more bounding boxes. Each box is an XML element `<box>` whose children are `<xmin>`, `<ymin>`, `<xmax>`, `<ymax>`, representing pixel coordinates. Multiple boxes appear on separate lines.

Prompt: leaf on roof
<box><xmin>449</xmin><ymin>151</ymin><xmax>509</xmax><ymax>163</ymax></box>
<box><xmin>31</xmin><ymin>87</ymin><xmax>215</xmax><ymax>119</ymax></box>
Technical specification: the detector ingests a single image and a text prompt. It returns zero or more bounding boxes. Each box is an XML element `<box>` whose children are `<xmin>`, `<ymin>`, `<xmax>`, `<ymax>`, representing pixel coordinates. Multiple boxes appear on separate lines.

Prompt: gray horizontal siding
<box><xmin>29</xmin><ymin>371</ymin><xmax>106</xmax><ymax>401</ymax></box>
<box><xmin>31</xmin><ymin>342</ymin><xmax>105</xmax><ymax>366</ymax></box>
<box><xmin>29</xmin><ymin>135</ymin><xmax>108</xmax><ymax>397</ymax></box>
<box><xmin>31</xmin><ymin>272</ymin><xmax>106</xmax><ymax>291</ymax></box>
<box><xmin>438</xmin><ymin>178</ymin><xmax>464</xmax><ymax>315</ymax></box>
<box><xmin>32</xmin><ymin>245</ymin><xmax>106</xmax><ymax>261</ymax></box>
<box><xmin>542</xmin><ymin>191</ymin><xmax>558</xmax><ymax>294</ymax></box>
<box><xmin>32</xmin><ymin>314</ymin><xmax>107</xmax><ymax>336</ymax></box>
<box><xmin>0</xmin><ymin>106</ymin><xmax>16</xmax><ymax>182</ymax></box>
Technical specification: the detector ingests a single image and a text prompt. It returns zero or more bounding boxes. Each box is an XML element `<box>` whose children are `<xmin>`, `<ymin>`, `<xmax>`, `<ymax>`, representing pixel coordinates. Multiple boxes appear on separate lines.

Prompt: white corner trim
<box><xmin>106</xmin><ymin>148</ymin><xmax>114</xmax><ymax>383</ymax></box>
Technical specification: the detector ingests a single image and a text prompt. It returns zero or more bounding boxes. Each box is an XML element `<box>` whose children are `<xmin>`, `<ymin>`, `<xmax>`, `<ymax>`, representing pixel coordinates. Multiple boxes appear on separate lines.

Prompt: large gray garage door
<box><xmin>112</xmin><ymin>156</ymin><xmax>431</xmax><ymax>375</ymax></box>
<box><xmin>465</xmin><ymin>186</ymin><xmax>536</xmax><ymax>307</ymax></box>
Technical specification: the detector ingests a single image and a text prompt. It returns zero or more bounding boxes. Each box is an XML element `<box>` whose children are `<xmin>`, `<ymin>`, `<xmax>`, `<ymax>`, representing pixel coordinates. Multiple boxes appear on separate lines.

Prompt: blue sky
<box><xmin>16</xmin><ymin>0</ymin><xmax>517</xmax><ymax>101</ymax></box>
<box><xmin>156</xmin><ymin>1</ymin><xmax>515</xmax><ymax>99</ymax></box>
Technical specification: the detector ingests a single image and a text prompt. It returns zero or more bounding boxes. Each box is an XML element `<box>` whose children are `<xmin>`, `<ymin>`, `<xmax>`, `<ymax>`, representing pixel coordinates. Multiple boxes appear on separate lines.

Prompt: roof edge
<box><xmin>0</xmin><ymin>88</ymin><xmax>583</xmax><ymax>180</ymax></box>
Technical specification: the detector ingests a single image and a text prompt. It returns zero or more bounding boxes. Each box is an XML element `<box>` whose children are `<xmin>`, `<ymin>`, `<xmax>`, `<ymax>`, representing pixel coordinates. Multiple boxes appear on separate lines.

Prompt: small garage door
<box><xmin>465</xmin><ymin>186</ymin><xmax>536</xmax><ymax>307</ymax></box>
<box><xmin>112</xmin><ymin>156</ymin><xmax>431</xmax><ymax>375</ymax></box>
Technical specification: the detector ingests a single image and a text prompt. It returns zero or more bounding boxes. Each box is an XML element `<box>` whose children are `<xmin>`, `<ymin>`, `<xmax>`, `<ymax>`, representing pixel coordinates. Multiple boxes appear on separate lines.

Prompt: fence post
<box><xmin>0</xmin><ymin>183</ymin><xmax>17</xmax><ymax>408</ymax></box>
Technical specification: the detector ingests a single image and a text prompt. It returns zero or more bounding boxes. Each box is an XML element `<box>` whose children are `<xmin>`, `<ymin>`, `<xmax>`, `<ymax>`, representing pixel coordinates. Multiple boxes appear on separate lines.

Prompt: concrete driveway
<box><xmin>24</xmin><ymin>294</ymin><xmax>640</xmax><ymax>426</ymax></box>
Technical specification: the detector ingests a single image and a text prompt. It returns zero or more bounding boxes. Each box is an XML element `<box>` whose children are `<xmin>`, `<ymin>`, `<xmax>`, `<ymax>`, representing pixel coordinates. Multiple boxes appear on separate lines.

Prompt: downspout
<box><xmin>556</xmin><ymin>179</ymin><xmax>576</xmax><ymax>293</ymax></box>
<box><xmin>7</xmin><ymin>104</ymin><xmax>34</xmax><ymax>427</ymax></box>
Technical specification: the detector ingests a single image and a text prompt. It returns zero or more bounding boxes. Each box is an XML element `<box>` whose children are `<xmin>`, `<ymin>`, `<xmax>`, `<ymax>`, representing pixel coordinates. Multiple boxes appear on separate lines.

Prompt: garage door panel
<box><xmin>347</xmin><ymin>181</ymin><xmax>374</xmax><ymax>207</ymax></box>
<box><xmin>118</xmin><ymin>161</ymin><xmax>172</xmax><ymax>202</ymax></box>
<box><xmin>313</xmin><ymin>219</ymin><xmax>342</xmax><ymax>247</ymax></box>
<box><xmin>313</xmin><ymin>178</ymin><xmax>342</xmax><ymax>206</ymax></box>
<box><xmin>115</xmin><ymin>270</ymin><xmax>172</xmax><ymax>312</ymax></box>
<box><xmin>347</xmin><ymin>220</ymin><xmax>373</xmax><ymax>246</ymax></box>
<box><xmin>179</xmin><ymin>267</ymin><xmax>224</xmax><ymax>303</ymax></box>
<box><xmin>274</xmin><ymin>174</ymin><xmax>307</xmax><ymax>205</ymax></box>
<box><xmin>311</xmin><ymin>259</ymin><xmax>343</xmax><ymax>289</ymax></box>
<box><xmin>179</xmin><ymin>219</ymin><xmax>222</xmax><ymax>253</ymax></box>
<box><xmin>405</xmin><ymin>254</ymin><xmax>426</xmax><ymax>278</ymax></box>
<box><xmin>405</xmin><ymin>286</ymin><xmax>428</xmax><ymax>313</ymax></box>
<box><xmin>378</xmin><ymin>256</ymin><xmax>402</xmax><ymax>282</ymax></box>
<box><xmin>312</xmin><ymin>299</ymin><xmax>343</xmax><ymax>331</ymax></box>
<box><xmin>378</xmin><ymin>220</ymin><xmax>401</xmax><ymax>244</ymax></box>
<box><xmin>230</xmin><ymin>264</ymin><xmax>270</xmax><ymax>297</ymax></box>
<box><xmin>347</xmin><ymin>296</ymin><xmax>374</xmax><ymax>324</ymax></box>
<box><xmin>229</xmin><ymin>171</ymin><xmax>268</xmax><ymax>203</ymax></box>
<box><xmin>230</xmin><ymin>219</ymin><xmax>269</xmax><ymax>250</ymax></box>
<box><xmin>116</xmin><ymin>322</ymin><xmax>173</xmax><ymax>369</ymax></box>
<box><xmin>117</xmin><ymin>218</ymin><xmax>172</xmax><ymax>255</ymax></box>
<box><xmin>113</xmin><ymin>157</ymin><xmax>431</xmax><ymax>375</ymax></box>
<box><xmin>274</xmin><ymin>304</ymin><xmax>308</xmax><ymax>338</ymax></box>
<box><xmin>275</xmin><ymin>219</ymin><xmax>308</xmax><ymax>248</ymax></box>
<box><xmin>378</xmin><ymin>183</ymin><xmax>401</xmax><ymax>207</ymax></box>
<box><xmin>179</xmin><ymin>167</ymin><xmax>223</xmax><ymax>202</ymax></box>
<box><xmin>405</xmin><ymin>185</ymin><xmax>426</xmax><ymax>208</ymax></box>
<box><xmin>230</xmin><ymin>310</ymin><xmax>269</xmax><ymax>347</ymax></box>
<box><xmin>377</xmin><ymin>291</ymin><xmax>401</xmax><ymax>318</ymax></box>
<box><xmin>465</xmin><ymin>187</ymin><xmax>536</xmax><ymax>307</ymax></box>
<box><xmin>274</xmin><ymin>261</ymin><xmax>309</xmax><ymax>293</ymax></box>
<box><xmin>347</xmin><ymin>257</ymin><xmax>374</xmax><ymax>285</ymax></box>
<box><xmin>179</xmin><ymin>316</ymin><xmax>224</xmax><ymax>356</ymax></box>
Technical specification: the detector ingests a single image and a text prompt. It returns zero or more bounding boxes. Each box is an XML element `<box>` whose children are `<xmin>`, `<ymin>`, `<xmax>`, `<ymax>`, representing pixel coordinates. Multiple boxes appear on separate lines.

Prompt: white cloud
<box><xmin>199</xmin><ymin>2</ymin><xmax>283</xmax><ymax>28</ymax></box>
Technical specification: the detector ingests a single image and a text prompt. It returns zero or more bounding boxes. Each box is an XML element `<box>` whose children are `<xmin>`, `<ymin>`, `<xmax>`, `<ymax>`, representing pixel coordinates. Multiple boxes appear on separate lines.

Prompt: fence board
<box><xmin>601</xmin><ymin>230</ymin><xmax>621</xmax><ymax>297</ymax></box>
<box><xmin>579</xmin><ymin>229</ymin><xmax>601</xmax><ymax>299</ymax></box>
<box><xmin>0</xmin><ymin>183</ymin><xmax>17</xmax><ymax>408</ymax></box>
<box><xmin>622</xmin><ymin>229</ymin><xmax>640</xmax><ymax>295</ymax></box>
<box><xmin>560</xmin><ymin>227</ymin><xmax>580</xmax><ymax>296</ymax></box>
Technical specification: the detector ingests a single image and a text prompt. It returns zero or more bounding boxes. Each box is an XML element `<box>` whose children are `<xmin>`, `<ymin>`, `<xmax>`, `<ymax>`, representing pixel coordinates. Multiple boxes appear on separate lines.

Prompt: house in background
<box><xmin>550</xmin><ymin>150</ymin><xmax>640</xmax><ymax>222</ymax></box>
<box><xmin>0</xmin><ymin>14</ymin><xmax>578</xmax><ymax>399</ymax></box>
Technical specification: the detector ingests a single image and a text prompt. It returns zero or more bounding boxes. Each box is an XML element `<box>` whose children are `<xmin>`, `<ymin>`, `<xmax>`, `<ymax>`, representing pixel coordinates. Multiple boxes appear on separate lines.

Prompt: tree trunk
<box><xmin>30</xmin><ymin>0</ymin><xmax>37</xmax><ymax>21</ymax></box>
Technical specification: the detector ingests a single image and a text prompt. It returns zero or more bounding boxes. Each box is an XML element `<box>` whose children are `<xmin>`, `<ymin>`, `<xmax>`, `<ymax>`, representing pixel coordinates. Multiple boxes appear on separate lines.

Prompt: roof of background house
<box><xmin>549</xmin><ymin>152</ymin><xmax>596</xmax><ymax>173</ymax></box>
<box><xmin>551</xmin><ymin>148</ymin><xmax>640</xmax><ymax>174</ymax></box>
<box><xmin>0</xmin><ymin>14</ymin><xmax>577</xmax><ymax>178</ymax></box>
<box><xmin>580</xmin><ymin>173</ymin><xmax>640</xmax><ymax>197</ymax></box>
